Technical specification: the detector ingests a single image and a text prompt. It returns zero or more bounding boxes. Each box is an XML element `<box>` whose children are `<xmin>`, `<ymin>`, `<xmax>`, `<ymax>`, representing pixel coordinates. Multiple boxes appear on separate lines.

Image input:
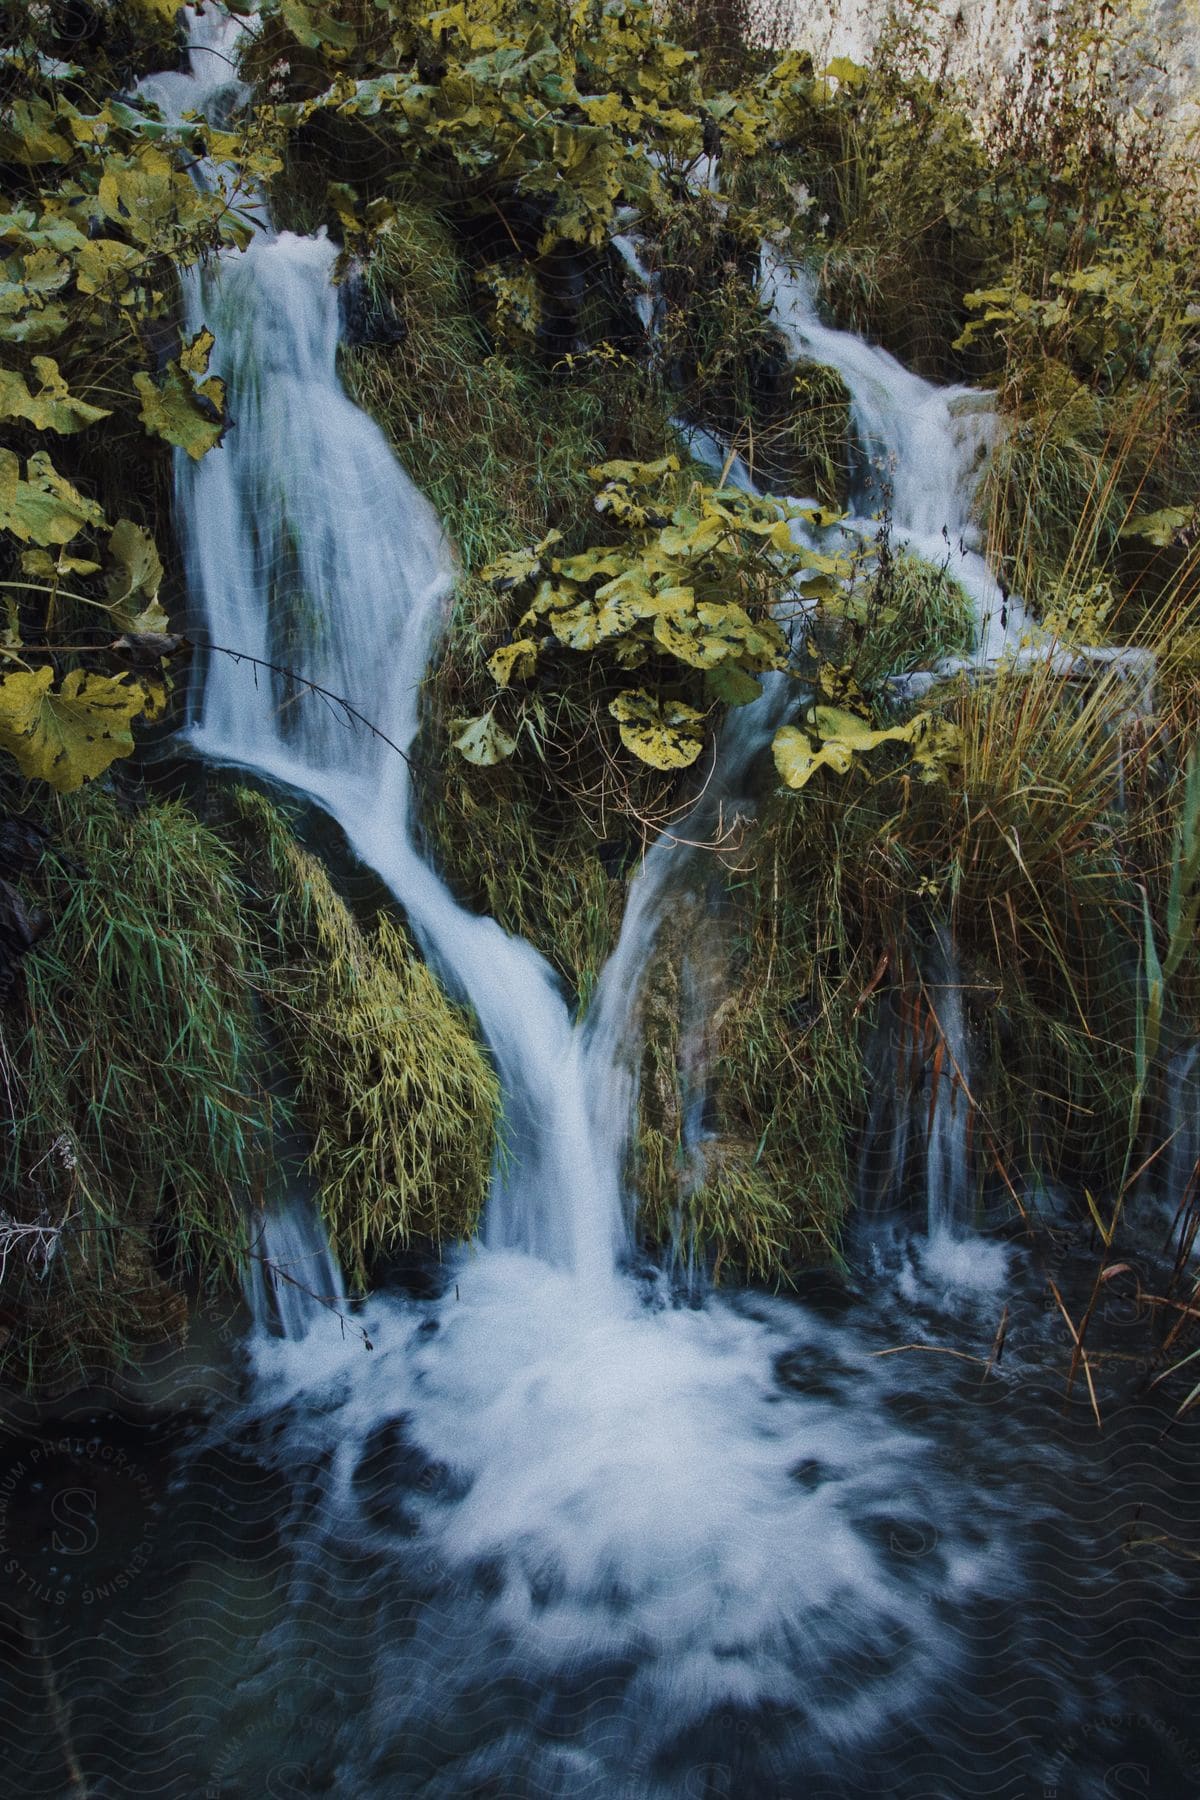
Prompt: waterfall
<box><xmin>113</xmin><ymin>16</ymin><xmax>1088</xmax><ymax>1781</ymax></box>
<box><xmin>761</xmin><ymin>252</ymin><xmax>1026</xmax><ymax>664</ymax></box>
<box><xmin>180</xmin><ymin>229</ymin><xmax>634</xmax><ymax>1294</ymax></box>
<box><xmin>762</xmin><ymin>253</ymin><xmax>1159</xmax><ymax>709</ymax></box>
<box><xmin>242</xmin><ymin>1200</ymin><xmax>346</xmax><ymax>1341</ymax></box>
<box><xmin>856</xmin><ymin>930</ymin><xmax>977</xmax><ymax>1240</ymax></box>
<box><xmin>144</xmin><ymin>14</ymin><xmax>628</xmax><ymax>1302</ymax></box>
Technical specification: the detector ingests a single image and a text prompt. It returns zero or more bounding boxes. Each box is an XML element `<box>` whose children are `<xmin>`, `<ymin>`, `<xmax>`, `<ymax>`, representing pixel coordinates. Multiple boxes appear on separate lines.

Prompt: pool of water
<box><xmin>2</xmin><ymin>1225</ymin><xmax>1197</xmax><ymax>1799</ymax></box>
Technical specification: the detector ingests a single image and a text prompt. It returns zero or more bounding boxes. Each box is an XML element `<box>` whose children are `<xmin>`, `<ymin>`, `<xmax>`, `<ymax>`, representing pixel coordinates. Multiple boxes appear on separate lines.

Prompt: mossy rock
<box><xmin>228</xmin><ymin>790</ymin><xmax>500</xmax><ymax>1285</ymax></box>
<box><xmin>785</xmin><ymin>356</ymin><xmax>852</xmax><ymax>510</ymax></box>
<box><xmin>0</xmin><ymin>776</ymin><xmax>502</xmax><ymax>1389</ymax></box>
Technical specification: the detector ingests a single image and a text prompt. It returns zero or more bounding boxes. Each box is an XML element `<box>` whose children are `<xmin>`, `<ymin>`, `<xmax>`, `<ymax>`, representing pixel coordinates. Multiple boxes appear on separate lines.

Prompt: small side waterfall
<box><xmin>243</xmin><ymin>1200</ymin><xmax>347</xmax><ymax>1341</ymax></box>
<box><xmin>762</xmin><ymin>254</ymin><xmax>1159</xmax><ymax>708</ymax></box>
<box><xmin>856</xmin><ymin>930</ymin><xmax>978</xmax><ymax>1240</ymax></box>
<box><xmin>1162</xmin><ymin>1044</ymin><xmax>1200</xmax><ymax>1235</ymax></box>
<box><xmin>922</xmin><ymin>932</ymin><xmax>976</xmax><ymax>1239</ymax></box>
<box><xmin>762</xmin><ymin>252</ymin><xmax>1026</xmax><ymax>664</ymax></box>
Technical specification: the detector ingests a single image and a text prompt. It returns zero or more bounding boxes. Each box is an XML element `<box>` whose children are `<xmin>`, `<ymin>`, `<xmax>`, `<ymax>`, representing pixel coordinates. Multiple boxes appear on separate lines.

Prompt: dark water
<box><xmin>1</xmin><ymin>1223</ymin><xmax>1197</xmax><ymax>1800</ymax></box>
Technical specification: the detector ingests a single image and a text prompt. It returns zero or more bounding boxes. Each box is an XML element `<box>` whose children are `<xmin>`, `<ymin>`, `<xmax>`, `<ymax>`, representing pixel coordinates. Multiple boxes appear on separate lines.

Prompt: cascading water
<box><xmin>762</xmin><ymin>253</ymin><xmax>1159</xmax><ymax>706</ymax></box>
<box><xmin>242</xmin><ymin>1197</ymin><xmax>347</xmax><ymax>1341</ymax></box>
<box><xmin>177</xmin><ymin>226</ymin><xmax>624</xmax><ymax>1290</ymax></box>
<box><xmin>47</xmin><ymin>15</ymin><xmax>1188</xmax><ymax>1797</ymax></box>
<box><xmin>762</xmin><ymin>251</ymin><xmax>1026</xmax><ymax>665</ymax></box>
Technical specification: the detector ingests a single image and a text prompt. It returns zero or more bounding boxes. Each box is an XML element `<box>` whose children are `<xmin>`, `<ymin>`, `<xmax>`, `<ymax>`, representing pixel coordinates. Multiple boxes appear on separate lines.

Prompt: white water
<box><xmin>762</xmin><ymin>252</ymin><xmax>1029</xmax><ymax>666</ymax></box>
<box><xmin>243</xmin><ymin>1197</ymin><xmax>346</xmax><ymax>1340</ymax></box>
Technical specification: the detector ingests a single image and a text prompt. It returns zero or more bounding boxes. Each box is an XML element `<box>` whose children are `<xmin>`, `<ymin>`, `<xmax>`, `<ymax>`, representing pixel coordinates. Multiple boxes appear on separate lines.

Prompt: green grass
<box><xmin>0</xmin><ymin>777</ymin><xmax>502</xmax><ymax>1385</ymax></box>
<box><xmin>229</xmin><ymin>789</ymin><xmax>499</xmax><ymax>1285</ymax></box>
<box><xmin>1</xmin><ymin>783</ymin><xmax>276</xmax><ymax>1388</ymax></box>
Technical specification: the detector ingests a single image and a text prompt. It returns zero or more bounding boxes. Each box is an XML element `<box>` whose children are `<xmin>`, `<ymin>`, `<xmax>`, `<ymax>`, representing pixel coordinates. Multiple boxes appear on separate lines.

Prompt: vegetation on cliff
<box><xmin>1</xmin><ymin>0</ymin><xmax>1198</xmax><ymax>1388</ymax></box>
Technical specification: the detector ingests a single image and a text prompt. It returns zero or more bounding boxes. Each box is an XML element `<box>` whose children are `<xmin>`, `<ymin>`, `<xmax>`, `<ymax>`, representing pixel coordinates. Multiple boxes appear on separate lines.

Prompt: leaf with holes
<box><xmin>452</xmin><ymin>710</ymin><xmax>517</xmax><ymax>766</ymax></box>
<box><xmin>0</xmin><ymin>448</ymin><xmax>106</xmax><ymax>545</ymax></box>
<box><xmin>0</xmin><ymin>357</ymin><xmax>110</xmax><ymax>434</ymax></box>
<box><xmin>0</xmin><ymin>666</ymin><xmax>152</xmax><ymax>790</ymax></box>
<box><xmin>105</xmin><ymin>518</ymin><xmax>168</xmax><ymax>631</ymax></box>
<box><xmin>487</xmin><ymin>639</ymin><xmax>538</xmax><ymax>686</ymax></box>
<box><xmin>608</xmin><ymin>689</ymin><xmax>705</xmax><ymax>768</ymax></box>
<box><xmin>133</xmin><ymin>329</ymin><xmax>226</xmax><ymax>459</ymax></box>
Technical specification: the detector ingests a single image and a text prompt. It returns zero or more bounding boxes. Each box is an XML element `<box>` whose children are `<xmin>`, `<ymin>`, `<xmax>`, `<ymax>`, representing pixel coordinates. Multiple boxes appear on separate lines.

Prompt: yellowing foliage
<box><xmin>460</xmin><ymin>459</ymin><xmax>841</xmax><ymax>768</ymax></box>
<box><xmin>0</xmin><ymin>17</ymin><xmax>281</xmax><ymax>792</ymax></box>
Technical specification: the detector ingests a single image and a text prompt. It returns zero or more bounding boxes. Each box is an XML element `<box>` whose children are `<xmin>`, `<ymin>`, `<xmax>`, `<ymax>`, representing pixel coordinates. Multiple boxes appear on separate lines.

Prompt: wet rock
<box><xmin>339</xmin><ymin>269</ymin><xmax>407</xmax><ymax>348</ymax></box>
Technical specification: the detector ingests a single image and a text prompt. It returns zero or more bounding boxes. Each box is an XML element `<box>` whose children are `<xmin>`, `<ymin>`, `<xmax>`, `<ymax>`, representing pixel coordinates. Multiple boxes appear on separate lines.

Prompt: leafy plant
<box><xmin>460</xmin><ymin>455</ymin><xmax>842</xmax><ymax>769</ymax></box>
<box><xmin>0</xmin><ymin>7</ymin><xmax>281</xmax><ymax>792</ymax></box>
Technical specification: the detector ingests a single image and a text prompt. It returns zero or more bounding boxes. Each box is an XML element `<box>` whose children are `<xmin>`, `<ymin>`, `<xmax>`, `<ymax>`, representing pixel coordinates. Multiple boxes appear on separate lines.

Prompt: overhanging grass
<box><xmin>229</xmin><ymin>789</ymin><xmax>499</xmax><ymax>1285</ymax></box>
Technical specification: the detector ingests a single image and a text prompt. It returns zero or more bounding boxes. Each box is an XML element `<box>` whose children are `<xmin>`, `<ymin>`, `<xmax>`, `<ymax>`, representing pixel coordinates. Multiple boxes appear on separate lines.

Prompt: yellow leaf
<box><xmin>547</xmin><ymin>599</ymin><xmax>605</xmax><ymax>651</ymax></box>
<box><xmin>133</xmin><ymin>329</ymin><xmax>226</xmax><ymax>459</ymax></box>
<box><xmin>0</xmin><ymin>666</ymin><xmax>150</xmax><ymax>791</ymax></box>
<box><xmin>0</xmin><ymin>357</ymin><xmax>110</xmax><ymax>434</ymax></box>
<box><xmin>74</xmin><ymin>236</ymin><xmax>142</xmax><ymax>298</ymax></box>
<box><xmin>20</xmin><ymin>548</ymin><xmax>100</xmax><ymax>579</ymax></box>
<box><xmin>488</xmin><ymin>638</ymin><xmax>538</xmax><ymax>686</ymax></box>
<box><xmin>179</xmin><ymin>326</ymin><xmax>216</xmax><ymax>378</ymax></box>
<box><xmin>105</xmin><ymin>518</ymin><xmax>167</xmax><ymax>629</ymax></box>
<box><xmin>98</xmin><ymin>148</ymin><xmax>181</xmax><ymax>244</ymax></box>
<box><xmin>608</xmin><ymin>688</ymin><xmax>705</xmax><ymax>768</ymax></box>
<box><xmin>0</xmin><ymin>448</ymin><xmax>105</xmax><ymax>545</ymax></box>
<box><xmin>653</xmin><ymin>609</ymin><xmax>722</xmax><ymax>668</ymax></box>
<box><xmin>452</xmin><ymin>710</ymin><xmax>517</xmax><ymax>766</ymax></box>
<box><xmin>482</xmin><ymin>530</ymin><xmax>562</xmax><ymax>589</ymax></box>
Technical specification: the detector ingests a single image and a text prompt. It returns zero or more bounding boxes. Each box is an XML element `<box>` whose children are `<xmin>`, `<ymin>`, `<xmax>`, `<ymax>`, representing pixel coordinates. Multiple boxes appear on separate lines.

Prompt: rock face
<box><xmin>788</xmin><ymin>0</ymin><xmax>1199</xmax><ymax>138</ymax></box>
<box><xmin>338</xmin><ymin>266</ymin><xmax>407</xmax><ymax>348</ymax></box>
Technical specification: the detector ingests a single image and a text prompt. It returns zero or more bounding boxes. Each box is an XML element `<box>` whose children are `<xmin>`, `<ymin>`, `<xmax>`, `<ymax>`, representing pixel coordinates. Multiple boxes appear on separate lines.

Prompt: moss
<box><xmin>781</xmin><ymin>357</ymin><xmax>852</xmax><ymax>509</ymax></box>
<box><xmin>828</xmin><ymin>543</ymin><xmax>977</xmax><ymax>689</ymax></box>
<box><xmin>632</xmin><ymin>830</ymin><xmax>862</xmax><ymax>1283</ymax></box>
<box><xmin>228</xmin><ymin>790</ymin><xmax>499</xmax><ymax>1286</ymax></box>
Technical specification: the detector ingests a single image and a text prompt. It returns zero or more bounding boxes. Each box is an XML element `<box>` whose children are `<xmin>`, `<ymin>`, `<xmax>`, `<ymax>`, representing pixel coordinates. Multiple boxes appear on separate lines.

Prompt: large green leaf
<box><xmin>706</xmin><ymin>662</ymin><xmax>761</xmax><ymax>706</ymax></box>
<box><xmin>97</xmin><ymin>147</ymin><xmax>195</xmax><ymax>246</ymax></box>
<box><xmin>0</xmin><ymin>448</ymin><xmax>106</xmax><ymax>544</ymax></box>
<box><xmin>74</xmin><ymin>236</ymin><xmax>143</xmax><ymax>299</ymax></box>
<box><xmin>278</xmin><ymin>0</ymin><xmax>357</xmax><ymax>49</ymax></box>
<box><xmin>1119</xmin><ymin>506</ymin><xmax>1194</xmax><ymax>547</ymax></box>
<box><xmin>0</xmin><ymin>99</ymin><xmax>73</xmax><ymax>166</ymax></box>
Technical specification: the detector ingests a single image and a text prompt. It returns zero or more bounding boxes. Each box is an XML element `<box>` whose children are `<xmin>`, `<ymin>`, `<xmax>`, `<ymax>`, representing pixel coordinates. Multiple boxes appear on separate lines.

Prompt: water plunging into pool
<box><xmin>73</xmin><ymin>15</ymin><xmax>1192</xmax><ymax>1796</ymax></box>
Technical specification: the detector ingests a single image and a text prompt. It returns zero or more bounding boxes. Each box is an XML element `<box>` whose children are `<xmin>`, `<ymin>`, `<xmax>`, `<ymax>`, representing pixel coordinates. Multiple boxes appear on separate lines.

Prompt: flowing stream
<box><xmin>7</xmin><ymin>13</ymin><xmax>1193</xmax><ymax>1797</ymax></box>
